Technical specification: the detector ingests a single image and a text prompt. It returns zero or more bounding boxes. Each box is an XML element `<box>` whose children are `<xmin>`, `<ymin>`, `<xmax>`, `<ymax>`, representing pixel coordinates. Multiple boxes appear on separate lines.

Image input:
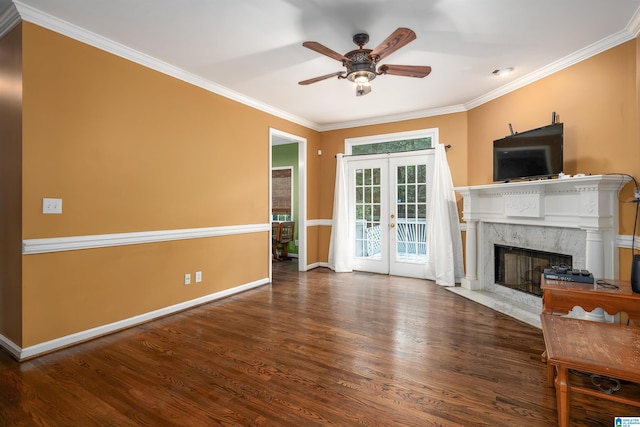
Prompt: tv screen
<box><xmin>493</xmin><ymin>123</ymin><xmax>563</xmax><ymax>182</ymax></box>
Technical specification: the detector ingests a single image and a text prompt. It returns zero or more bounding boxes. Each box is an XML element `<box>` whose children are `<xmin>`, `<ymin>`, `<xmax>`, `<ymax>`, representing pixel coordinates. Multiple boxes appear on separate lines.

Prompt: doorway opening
<box><xmin>269</xmin><ymin>128</ymin><xmax>306</xmax><ymax>280</ymax></box>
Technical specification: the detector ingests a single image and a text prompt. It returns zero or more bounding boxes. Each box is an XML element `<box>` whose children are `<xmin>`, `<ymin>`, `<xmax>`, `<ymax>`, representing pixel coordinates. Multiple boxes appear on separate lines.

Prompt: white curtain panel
<box><xmin>425</xmin><ymin>144</ymin><xmax>464</xmax><ymax>286</ymax></box>
<box><xmin>328</xmin><ymin>154</ymin><xmax>354</xmax><ymax>272</ymax></box>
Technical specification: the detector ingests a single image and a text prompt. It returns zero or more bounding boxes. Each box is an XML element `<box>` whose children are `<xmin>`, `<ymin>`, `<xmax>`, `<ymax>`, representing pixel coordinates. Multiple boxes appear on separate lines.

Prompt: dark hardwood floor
<box><xmin>0</xmin><ymin>261</ymin><xmax>637</xmax><ymax>426</ymax></box>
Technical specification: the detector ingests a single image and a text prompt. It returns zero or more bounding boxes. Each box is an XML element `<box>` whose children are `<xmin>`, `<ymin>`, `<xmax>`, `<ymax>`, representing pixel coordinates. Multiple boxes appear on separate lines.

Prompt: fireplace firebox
<box><xmin>495</xmin><ymin>245</ymin><xmax>572</xmax><ymax>297</ymax></box>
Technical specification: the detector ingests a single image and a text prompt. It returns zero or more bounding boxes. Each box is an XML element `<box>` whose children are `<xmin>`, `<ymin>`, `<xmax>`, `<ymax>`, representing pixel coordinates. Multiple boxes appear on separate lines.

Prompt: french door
<box><xmin>348</xmin><ymin>151</ymin><xmax>434</xmax><ymax>278</ymax></box>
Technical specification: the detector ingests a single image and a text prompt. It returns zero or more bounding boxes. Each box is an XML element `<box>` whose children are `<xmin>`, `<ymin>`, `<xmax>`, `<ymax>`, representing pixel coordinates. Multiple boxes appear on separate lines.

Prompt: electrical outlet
<box><xmin>42</xmin><ymin>198</ymin><xmax>62</xmax><ymax>214</ymax></box>
<box><xmin>195</xmin><ymin>271</ymin><xmax>202</xmax><ymax>283</ymax></box>
<box><xmin>184</xmin><ymin>273</ymin><xmax>191</xmax><ymax>285</ymax></box>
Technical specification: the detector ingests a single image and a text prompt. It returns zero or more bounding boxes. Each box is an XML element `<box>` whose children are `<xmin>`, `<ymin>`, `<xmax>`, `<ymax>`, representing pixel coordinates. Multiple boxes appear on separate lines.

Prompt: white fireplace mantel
<box><xmin>454</xmin><ymin>174</ymin><xmax>631</xmax><ymax>290</ymax></box>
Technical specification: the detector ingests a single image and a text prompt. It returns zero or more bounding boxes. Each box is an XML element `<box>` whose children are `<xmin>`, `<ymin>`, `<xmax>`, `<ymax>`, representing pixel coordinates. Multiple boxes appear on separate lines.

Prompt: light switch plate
<box><xmin>43</xmin><ymin>198</ymin><xmax>62</xmax><ymax>214</ymax></box>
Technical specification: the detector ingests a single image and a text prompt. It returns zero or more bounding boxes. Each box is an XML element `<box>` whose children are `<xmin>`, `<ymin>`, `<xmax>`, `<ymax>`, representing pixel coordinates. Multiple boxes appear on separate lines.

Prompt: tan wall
<box><xmin>20</xmin><ymin>23</ymin><xmax>319</xmax><ymax>347</ymax></box>
<box><xmin>468</xmin><ymin>39</ymin><xmax>638</xmax><ymax>278</ymax></box>
<box><xmin>23</xmin><ymin>233</ymin><xmax>266</xmax><ymax>346</ymax></box>
<box><xmin>0</xmin><ymin>24</ymin><xmax>23</xmax><ymax>346</ymax></box>
<box><xmin>468</xmin><ymin>40</ymin><xmax>638</xmax><ymax>187</ymax></box>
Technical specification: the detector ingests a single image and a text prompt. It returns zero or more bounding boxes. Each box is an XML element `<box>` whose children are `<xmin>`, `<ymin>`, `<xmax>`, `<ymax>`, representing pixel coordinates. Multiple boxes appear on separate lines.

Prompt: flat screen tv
<box><xmin>493</xmin><ymin>123</ymin><xmax>563</xmax><ymax>182</ymax></box>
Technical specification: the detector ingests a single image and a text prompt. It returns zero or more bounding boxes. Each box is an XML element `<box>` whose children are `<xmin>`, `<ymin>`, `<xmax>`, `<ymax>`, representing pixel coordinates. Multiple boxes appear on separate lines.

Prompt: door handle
<box><xmin>390</xmin><ymin>223</ymin><xmax>395</xmax><ymax>228</ymax></box>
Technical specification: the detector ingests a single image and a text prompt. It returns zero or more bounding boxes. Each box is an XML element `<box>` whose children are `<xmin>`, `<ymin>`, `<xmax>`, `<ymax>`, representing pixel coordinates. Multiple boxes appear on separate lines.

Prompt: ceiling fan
<box><xmin>299</xmin><ymin>27</ymin><xmax>431</xmax><ymax>96</ymax></box>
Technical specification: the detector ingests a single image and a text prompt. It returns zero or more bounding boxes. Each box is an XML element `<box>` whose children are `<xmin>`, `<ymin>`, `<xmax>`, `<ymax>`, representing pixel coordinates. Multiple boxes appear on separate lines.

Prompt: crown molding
<box><xmin>318</xmin><ymin>104</ymin><xmax>467</xmax><ymax>132</ymax></box>
<box><xmin>0</xmin><ymin>1</ymin><xmax>20</xmax><ymax>39</ymax></box>
<box><xmin>465</xmin><ymin>29</ymin><xmax>636</xmax><ymax>110</ymax></box>
<box><xmin>12</xmin><ymin>1</ymin><xmax>319</xmax><ymax>131</ymax></box>
<box><xmin>626</xmin><ymin>4</ymin><xmax>640</xmax><ymax>36</ymax></box>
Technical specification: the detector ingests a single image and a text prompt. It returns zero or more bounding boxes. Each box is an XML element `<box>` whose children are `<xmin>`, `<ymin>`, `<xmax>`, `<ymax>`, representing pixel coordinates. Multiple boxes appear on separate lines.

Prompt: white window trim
<box><xmin>345</xmin><ymin>128</ymin><xmax>439</xmax><ymax>155</ymax></box>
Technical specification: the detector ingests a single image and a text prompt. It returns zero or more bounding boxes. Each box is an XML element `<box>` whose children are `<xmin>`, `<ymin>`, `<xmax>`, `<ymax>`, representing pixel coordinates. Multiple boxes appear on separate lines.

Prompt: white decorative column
<box><xmin>461</xmin><ymin>220</ymin><xmax>479</xmax><ymax>290</ymax></box>
<box><xmin>584</xmin><ymin>229</ymin><xmax>604</xmax><ymax>278</ymax></box>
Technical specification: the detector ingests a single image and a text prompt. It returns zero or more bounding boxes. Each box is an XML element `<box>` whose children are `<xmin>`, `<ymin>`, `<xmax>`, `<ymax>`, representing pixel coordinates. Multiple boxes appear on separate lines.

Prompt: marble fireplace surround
<box><xmin>451</xmin><ymin>175</ymin><xmax>630</xmax><ymax>328</ymax></box>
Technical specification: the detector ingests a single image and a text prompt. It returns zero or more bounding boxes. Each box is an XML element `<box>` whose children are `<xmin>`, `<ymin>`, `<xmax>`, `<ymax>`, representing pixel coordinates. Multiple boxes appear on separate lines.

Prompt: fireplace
<box><xmin>453</xmin><ymin>175</ymin><xmax>630</xmax><ymax>327</ymax></box>
<box><xmin>494</xmin><ymin>245</ymin><xmax>572</xmax><ymax>297</ymax></box>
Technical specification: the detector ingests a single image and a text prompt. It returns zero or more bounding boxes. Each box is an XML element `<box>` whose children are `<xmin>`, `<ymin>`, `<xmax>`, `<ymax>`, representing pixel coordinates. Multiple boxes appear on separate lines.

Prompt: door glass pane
<box><xmin>417</xmin><ymin>165</ymin><xmax>427</xmax><ymax>183</ymax></box>
<box><xmin>418</xmin><ymin>184</ymin><xmax>426</xmax><ymax>203</ymax></box>
<box><xmin>373</xmin><ymin>205</ymin><xmax>380</xmax><ymax>221</ymax></box>
<box><xmin>407</xmin><ymin>184</ymin><xmax>416</xmax><ymax>203</ymax></box>
<box><xmin>356</xmin><ymin>169</ymin><xmax>363</xmax><ymax>185</ymax></box>
<box><xmin>407</xmin><ymin>165</ymin><xmax>416</xmax><ymax>183</ymax></box>
<box><xmin>397</xmin><ymin>166</ymin><xmax>406</xmax><ymax>184</ymax></box>
<box><xmin>407</xmin><ymin>204</ymin><xmax>416</xmax><ymax>219</ymax></box>
<box><xmin>354</xmin><ymin>166</ymin><xmax>382</xmax><ymax>260</ymax></box>
<box><xmin>398</xmin><ymin>186</ymin><xmax>406</xmax><ymax>203</ymax></box>
<box><xmin>396</xmin><ymin>162</ymin><xmax>428</xmax><ymax>263</ymax></box>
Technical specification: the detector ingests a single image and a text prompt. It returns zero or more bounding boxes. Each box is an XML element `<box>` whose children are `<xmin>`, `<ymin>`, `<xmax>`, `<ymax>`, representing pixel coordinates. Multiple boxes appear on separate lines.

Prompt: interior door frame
<box><xmin>269</xmin><ymin>128</ymin><xmax>307</xmax><ymax>279</ymax></box>
<box><xmin>344</xmin><ymin>127</ymin><xmax>439</xmax><ymax>278</ymax></box>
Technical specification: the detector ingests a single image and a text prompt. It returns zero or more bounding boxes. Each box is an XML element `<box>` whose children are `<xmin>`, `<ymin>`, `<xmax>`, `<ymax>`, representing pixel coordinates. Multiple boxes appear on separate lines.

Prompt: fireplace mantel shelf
<box><xmin>454</xmin><ymin>174</ymin><xmax>630</xmax><ymax>229</ymax></box>
<box><xmin>454</xmin><ymin>174</ymin><xmax>631</xmax><ymax>298</ymax></box>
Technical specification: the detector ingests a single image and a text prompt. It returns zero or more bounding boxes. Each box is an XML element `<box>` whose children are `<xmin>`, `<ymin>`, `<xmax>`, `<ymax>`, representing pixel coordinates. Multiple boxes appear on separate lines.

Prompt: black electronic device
<box><xmin>631</xmin><ymin>254</ymin><xmax>640</xmax><ymax>293</ymax></box>
<box><xmin>493</xmin><ymin>123</ymin><xmax>564</xmax><ymax>182</ymax></box>
<box><xmin>543</xmin><ymin>265</ymin><xmax>594</xmax><ymax>284</ymax></box>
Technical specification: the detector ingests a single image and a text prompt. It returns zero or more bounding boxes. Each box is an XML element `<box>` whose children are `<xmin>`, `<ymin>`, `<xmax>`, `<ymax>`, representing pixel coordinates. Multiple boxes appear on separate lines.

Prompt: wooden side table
<box><xmin>541</xmin><ymin>314</ymin><xmax>640</xmax><ymax>426</ymax></box>
<box><xmin>541</xmin><ymin>276</ymin><xmax>640</xmax><ymax>322</ymax></box>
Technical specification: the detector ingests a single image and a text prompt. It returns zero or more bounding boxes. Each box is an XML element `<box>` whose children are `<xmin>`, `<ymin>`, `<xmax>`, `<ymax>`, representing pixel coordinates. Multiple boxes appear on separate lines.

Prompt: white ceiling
<box><xmin>2</xmin><ymin>0</ymin><xmax>640</xmax><ymax>130</ymax></box>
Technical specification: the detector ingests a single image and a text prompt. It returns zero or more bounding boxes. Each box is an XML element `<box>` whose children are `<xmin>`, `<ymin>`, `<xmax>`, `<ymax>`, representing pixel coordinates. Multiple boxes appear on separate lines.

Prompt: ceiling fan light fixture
<box><xmin>299</xmin><ymin>28</ymin><xmax>430</xmax><ymax>96</ymax></box>
<box><xmin>346</xmin><ymin>69</ymin><xmax>376</xmax><ymax>83</ymax></box>
<box><xmin>348</xmin><ymin>70</ymin><xmax>376</xmax><ymax>96</ymax></box>
<box><xmin>354</xmin><ymin>79</ymin><xmax>372</xmax><ymax>97</ymax></box>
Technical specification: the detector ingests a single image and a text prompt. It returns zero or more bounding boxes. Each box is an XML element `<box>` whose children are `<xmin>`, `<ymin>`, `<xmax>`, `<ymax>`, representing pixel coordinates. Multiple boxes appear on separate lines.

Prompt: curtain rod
<box><xmin>335</xmin><ymin>144</ymin><xmax>451</xmax><ymax>158</ymax></box>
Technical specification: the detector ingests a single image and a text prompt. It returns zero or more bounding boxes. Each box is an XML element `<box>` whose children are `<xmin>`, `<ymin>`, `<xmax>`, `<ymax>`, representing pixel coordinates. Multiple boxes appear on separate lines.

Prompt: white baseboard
<box><xmin>5</xmin><ymin>277</ymin><xmax>270</xmax><ymax>361</ymax></box>
<box><xmin>306</xmin><ymin>219</ymin><xmax>332</xmax><ymax>227</ymax></box>
<box><xmin>0</xmin><ymin>334</ymin><xmax>22</xmax><ymax>360</ymax></box>
<box><xmin>306</xmin><ymin>261</ymin><xmax>330</xmax><ymax>270</ymax></box>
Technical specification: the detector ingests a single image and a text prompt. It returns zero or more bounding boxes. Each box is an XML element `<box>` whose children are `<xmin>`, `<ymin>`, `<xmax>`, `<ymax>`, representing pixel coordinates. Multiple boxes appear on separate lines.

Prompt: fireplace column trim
<box><xmin>584</xmin><ymin>228</ymin><xmax>604</xmax><ymax>278</ymax></box>
<box><xmin>461</xmin><ymin>220</ymin><xmax>480</xmax><ymax>290</ymax></box>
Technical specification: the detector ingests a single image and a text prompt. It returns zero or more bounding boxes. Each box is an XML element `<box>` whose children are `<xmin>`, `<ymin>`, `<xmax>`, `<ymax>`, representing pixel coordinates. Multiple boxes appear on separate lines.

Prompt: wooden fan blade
<box><xmin>302</xmin><ymin>41</ymin><xmax>350</xmax><ymax>62</ymax></box>
<box><xmin>298</xmin><ymin>71</ymin><xmax>345</xmax><ymax>85</ymax></box>
<box><xmin>379</xmin><ymin>64</ymin><xmax>432</xmax><ymax>78</ymax></box>
<box><xmin>369</xmin><ymin>28</ymin><xmax>416</xmax><ymax>61</ymax></box>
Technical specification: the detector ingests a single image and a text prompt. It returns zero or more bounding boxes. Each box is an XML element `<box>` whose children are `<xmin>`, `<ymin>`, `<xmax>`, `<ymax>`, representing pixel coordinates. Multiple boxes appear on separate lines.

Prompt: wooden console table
<box><xmin>541</xmin><ymin>314</ymin><xmax>640</xmax><ymax>427</ymax></box>
<box><xmin>541</xmin><ymin>276</ymin><xmax>640</xmax><ymax>322</ymax></box>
